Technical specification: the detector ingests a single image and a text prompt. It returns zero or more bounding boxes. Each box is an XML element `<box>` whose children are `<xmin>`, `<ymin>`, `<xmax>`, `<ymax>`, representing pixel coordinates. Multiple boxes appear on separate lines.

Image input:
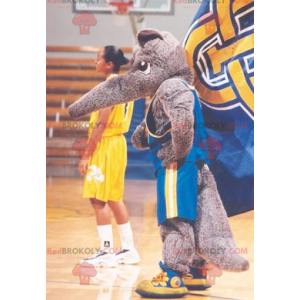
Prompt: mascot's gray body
<box><xmin>69</xmin><ymin>29</ymin><xmax>248</xmax><ymax>277</ymax></box>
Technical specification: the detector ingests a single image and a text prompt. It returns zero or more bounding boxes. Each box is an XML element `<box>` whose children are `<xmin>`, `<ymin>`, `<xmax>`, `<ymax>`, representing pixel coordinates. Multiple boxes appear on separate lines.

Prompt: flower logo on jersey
<box><xmin>87</xmin><ymin>165</ymin><xmax>105</xmax><ymax>183</ymax></box>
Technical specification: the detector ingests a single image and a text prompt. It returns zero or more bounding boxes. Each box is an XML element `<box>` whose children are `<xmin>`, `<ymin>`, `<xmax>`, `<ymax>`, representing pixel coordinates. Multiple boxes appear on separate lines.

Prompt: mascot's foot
<box><xmin>182</xmin><ymin>266</ymin><xmax>211</xmax><ymax>290</ymax></box>
<box><xmin>135</xmin><ymin>262</ymin><xmax>188</xmax><ymax>298</ymax></box>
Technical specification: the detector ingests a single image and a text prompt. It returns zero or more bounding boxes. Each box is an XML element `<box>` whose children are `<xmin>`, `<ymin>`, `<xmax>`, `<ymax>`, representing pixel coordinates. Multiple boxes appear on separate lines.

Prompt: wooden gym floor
<box><xmin>46</xmin><ymin>177</ymin><xmax>254</xmax><ymax>300</ymax></box>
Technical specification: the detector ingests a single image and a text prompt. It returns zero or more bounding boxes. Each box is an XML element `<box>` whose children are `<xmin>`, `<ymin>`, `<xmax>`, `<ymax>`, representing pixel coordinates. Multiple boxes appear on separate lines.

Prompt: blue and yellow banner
<box><xmin>184</xmin><ymin>0</ymin><xmax>254</xmax><ymax>216</ymax></box>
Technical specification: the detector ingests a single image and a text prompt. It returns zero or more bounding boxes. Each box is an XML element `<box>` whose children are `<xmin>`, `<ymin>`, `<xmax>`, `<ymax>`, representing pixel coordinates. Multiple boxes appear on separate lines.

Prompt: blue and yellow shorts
<box><xmin>156</xmin><ymin>160</ymin><xmax>198</xmax><ymax>225</ymax></box>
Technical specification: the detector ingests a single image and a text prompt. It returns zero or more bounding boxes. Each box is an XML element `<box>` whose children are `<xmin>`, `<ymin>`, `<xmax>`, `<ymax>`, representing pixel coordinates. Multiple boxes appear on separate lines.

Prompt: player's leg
<box><xmin>108</xmin><ymin>201</ymin><xmax>129</xmax><ymax>224</ymax></box>
<box><xmin>81</xmin><ymin>198</ymin><xmax>116</xmax><ymax>267</ymax></box>
<box><xmin>90</xmin><ymin>198</ymin><xmax>110</xmax><ymax>225</ymax></box>
<box><xmin>108</xmin><ymin>200</ymin><xmax>140</xmax><ymax>264</ymax></box>
<box><xmin>90</xmin><ymin>198</ymin><xmax>114</xmax><ymax>250</ymax></box>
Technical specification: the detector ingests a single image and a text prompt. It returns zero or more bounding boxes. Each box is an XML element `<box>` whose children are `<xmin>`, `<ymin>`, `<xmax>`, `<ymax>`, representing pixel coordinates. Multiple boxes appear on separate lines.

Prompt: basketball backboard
<box><xmin>74</xmin><ymin>0</ymin><xmax>173</xmax><ymax>15</ymax></box>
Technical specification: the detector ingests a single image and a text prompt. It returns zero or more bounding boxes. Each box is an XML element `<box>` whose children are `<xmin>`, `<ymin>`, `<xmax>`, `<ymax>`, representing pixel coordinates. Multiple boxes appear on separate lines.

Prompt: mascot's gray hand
<box><xmin>131</xmin><ymin>120</ymin><xmax>149</xmax><ymax>150</ymax></box>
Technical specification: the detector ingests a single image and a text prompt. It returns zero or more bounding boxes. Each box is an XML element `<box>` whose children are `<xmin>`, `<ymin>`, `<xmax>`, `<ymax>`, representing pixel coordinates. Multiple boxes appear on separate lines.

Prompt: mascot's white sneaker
<box><xmin>115</xmin><ymin>248</ymin><xmax>141</xmax><ymax>265</ymax></box>
<box><xmin>81</xmin><ymin>250</ymin><xmax>118</xmax><ymax>268</ymax></box>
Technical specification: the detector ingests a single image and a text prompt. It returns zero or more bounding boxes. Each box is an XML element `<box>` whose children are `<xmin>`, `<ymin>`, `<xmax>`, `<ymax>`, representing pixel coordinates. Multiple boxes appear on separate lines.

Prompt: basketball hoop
<box><xmin>109</xmin><ymin>1</ymin><xmax>133</xmax><ymax>28</ymax></box>
<box><xmin>109</xmin><ymin>1</ymin><xmax>133</xmax><ymax>15</ymax></box>
<box><xmin>108</xmin><ymin>0</ymin><xmax>143</xmax><ymax>41</ymax></box>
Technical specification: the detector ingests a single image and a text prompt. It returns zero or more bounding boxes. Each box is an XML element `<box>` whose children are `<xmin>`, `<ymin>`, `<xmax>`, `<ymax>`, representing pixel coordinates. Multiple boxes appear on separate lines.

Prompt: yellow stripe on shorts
<box><xmin>165</xmin><ymin>163</ymin><xmax>178</xmax><ymax>219</ymax></box>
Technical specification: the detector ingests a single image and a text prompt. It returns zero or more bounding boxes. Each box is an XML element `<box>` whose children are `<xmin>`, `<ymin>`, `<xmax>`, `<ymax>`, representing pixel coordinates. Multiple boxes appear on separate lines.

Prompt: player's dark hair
<box><xmin>104</xmin><ymin>46</ymin><xmax>129</xmax><ymax>73</ymax></box>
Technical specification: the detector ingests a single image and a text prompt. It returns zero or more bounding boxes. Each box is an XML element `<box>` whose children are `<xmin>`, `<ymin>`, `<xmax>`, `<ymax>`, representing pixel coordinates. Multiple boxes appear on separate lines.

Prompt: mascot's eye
<box><xmin>138</xmin><ymin>61</ymin><xmax>151</xmax><ymax>74</ymax></box>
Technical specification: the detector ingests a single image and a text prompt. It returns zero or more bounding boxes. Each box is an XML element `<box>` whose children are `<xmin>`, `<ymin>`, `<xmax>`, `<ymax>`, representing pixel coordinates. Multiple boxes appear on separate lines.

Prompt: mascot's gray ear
<box><xmin>137</xmin><ymin>29</ymin><xmax>164</xmax><ymax>48</ymax></box>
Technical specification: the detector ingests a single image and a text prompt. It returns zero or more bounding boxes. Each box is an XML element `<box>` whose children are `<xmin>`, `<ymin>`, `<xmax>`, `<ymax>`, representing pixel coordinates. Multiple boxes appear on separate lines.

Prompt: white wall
<box><xmin>46</xmin><ymin>2</ymin><xmax>199</xmax><ymax>54</ymax></box>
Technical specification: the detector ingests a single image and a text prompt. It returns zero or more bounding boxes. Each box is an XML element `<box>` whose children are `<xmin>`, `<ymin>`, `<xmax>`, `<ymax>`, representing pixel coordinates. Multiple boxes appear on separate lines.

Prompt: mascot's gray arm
<box><xmin>157</xmin><ymin>80</ymin><xmax>194</xmax><ymax>167</ymax></box>
<box><xmin>131</xmin><ymin>120</ymin><xmax>149</xmax><ymax>150</ymax></box>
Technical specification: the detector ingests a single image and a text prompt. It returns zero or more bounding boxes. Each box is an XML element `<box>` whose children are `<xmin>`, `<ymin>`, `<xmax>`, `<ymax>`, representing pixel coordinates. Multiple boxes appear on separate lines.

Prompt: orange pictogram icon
<box><xmin>199</xmin><ymin>262</ymin><xmax>222</xmax><ymax>285</ymax></box>
<box><xmin>72</xmin><ymin>11</ymin><xmax>97</xmax><ymax>34</ymax></box>
<box><xmin>72</xmin><ymin>262</ymin><xmax>97</xmax><ymax>285</ymax></box>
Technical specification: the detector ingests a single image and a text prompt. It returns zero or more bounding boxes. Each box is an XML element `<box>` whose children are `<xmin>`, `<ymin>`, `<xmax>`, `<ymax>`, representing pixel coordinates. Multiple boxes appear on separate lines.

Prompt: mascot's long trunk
<box><xmin>69</xmin><ymin>72</ymin><xmax>148</xmax><ymax>119</ymax></box>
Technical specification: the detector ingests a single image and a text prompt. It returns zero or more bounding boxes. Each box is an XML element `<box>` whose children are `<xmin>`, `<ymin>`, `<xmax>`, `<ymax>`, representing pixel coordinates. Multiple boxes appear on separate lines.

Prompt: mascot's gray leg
<box><xmin>194</xmin><ymin>166</ymin><xmax>249</xmax><ymax>272</ymax></box>
<box><xmin>160</xmin><ymin>218</ymin><xmax>195</xmax><ymax>274</ymax></box>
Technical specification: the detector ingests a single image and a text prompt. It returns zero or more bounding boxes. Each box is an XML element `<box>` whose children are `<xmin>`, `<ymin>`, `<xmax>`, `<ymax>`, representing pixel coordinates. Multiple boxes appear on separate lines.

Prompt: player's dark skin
<box><xmin>78</xmin><ymin>49</ymin><xmax>129</xmax><ymax>225</ymax></box>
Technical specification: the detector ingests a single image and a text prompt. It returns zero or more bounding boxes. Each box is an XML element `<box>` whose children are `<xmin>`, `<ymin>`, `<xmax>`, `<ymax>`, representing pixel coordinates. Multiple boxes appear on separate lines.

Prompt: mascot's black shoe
<box><xmin>182</xmin><ymin>266</ymin><xmax>211</xmax><ymax>290</ymax></box>
<box><xmin>135</xmin><ymin>262</ymin><xmax>188</xmax><ymax>298</ymax></box>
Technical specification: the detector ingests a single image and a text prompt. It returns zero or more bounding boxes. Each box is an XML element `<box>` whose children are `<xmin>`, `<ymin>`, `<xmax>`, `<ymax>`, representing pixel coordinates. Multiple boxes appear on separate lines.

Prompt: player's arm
<box><xmin>89</xmin><ymin>107</ymin><xmax>112</xmax><ymax>145</ymax></box>
<box><xmin>78</xmin><ymin>107</ymin><xmax>112</xmax><ymax>175</ymax></box>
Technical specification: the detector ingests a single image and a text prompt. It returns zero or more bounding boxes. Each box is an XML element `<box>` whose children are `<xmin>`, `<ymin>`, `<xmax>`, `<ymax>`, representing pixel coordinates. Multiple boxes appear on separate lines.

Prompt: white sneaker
<box><xmin>81</xmin><ymin>250</ymin><xmax>118</xmax><ymax>268</ymax></box>
<box><xmin>115</xmin><ymin>248</ymin><xmax>141</xmax><ymax>265</ymax></box>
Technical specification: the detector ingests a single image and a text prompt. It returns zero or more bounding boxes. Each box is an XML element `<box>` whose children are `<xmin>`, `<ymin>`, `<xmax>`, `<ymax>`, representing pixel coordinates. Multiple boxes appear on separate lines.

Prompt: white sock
<box><xmin>97</xmin><ymin>225</ymin><xmax>114</xmax><ymax>251</ymax></box>
<box><xmin>117</xmin><ymin>222</ymin><xmax>134</xmax><ymax>250</ymax></box>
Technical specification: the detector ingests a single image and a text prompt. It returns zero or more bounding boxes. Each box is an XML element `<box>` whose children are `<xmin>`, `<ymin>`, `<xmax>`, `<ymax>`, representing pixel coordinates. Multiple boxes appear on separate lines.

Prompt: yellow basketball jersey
<box><xmin>88</xmin><ymin>74</ymin><xmax>134</xmax><ymax>137</ymax></box>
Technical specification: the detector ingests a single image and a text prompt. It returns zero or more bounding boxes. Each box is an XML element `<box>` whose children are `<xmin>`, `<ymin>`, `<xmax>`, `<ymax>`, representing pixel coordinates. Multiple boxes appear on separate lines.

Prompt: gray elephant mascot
<box><xmin>69</xmin><ymin>29</ymin><xmax>249</xmax><ymax>298</ymax></box>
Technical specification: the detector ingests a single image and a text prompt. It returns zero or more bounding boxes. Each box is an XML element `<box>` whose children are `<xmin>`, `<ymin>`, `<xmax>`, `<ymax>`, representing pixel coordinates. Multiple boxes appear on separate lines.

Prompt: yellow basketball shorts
<box><xmin>83</xmin><ymin>134</ymin><xmax>127</xmax><ymax>202</ymax></box>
